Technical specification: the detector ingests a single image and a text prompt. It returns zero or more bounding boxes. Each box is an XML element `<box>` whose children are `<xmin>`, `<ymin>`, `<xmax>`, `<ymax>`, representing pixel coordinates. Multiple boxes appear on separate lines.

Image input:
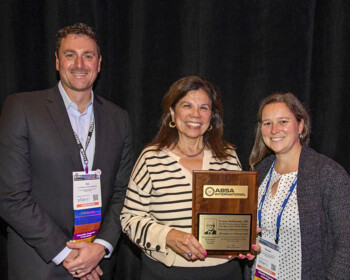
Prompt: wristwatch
<box><xmin>104</xmin><ymin>246</ymin><xmax>110</xmax><ymax>256</ymax></box>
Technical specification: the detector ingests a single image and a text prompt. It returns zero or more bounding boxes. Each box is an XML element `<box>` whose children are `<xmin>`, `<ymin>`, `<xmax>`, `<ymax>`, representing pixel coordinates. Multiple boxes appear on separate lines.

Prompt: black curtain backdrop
<box><xmin>1</xmin><ymin>1</ymin><xmax>349</xmax><ymax>279</ymax></box>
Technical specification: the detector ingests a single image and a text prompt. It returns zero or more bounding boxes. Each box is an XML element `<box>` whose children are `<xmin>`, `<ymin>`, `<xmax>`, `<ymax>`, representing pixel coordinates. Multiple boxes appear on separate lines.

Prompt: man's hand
<box><xmin>64</xmin><ymin>248</ymin><xmax>79</xmax><ymax>263</ymax></box>
<box><xmin>63</xmin><ymin>241</ymin><xmax>105</xmax><ymax>278</ymax></box>
<box><xmin>80</xmin><ymin>266</ymin><xmax>103</xmax><ymax>280</ymax></box>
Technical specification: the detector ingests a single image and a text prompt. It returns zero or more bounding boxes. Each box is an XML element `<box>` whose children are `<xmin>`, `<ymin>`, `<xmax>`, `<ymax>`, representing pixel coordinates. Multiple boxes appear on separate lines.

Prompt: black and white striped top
<box><xmin>121</xmin><ymin>146</ymin><xmax>241</xmax><ymax>267</ymax></box>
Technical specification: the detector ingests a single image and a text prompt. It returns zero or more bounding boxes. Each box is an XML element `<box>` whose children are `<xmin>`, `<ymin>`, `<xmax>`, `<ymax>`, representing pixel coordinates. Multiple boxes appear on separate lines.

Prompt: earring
<box><xmin>207</xmin><ymin>125</ymin><xmax>213</xmax><ymax>132</ymax></box>
<box><xmin>299</xmin><ymin>130</ymin><xmax>303</xmax><ymax>140</ymax></box>
<box><xmin>169</xmin><ymin>121</ymin><xmax>176</xmax><ymax>128</ymax></box>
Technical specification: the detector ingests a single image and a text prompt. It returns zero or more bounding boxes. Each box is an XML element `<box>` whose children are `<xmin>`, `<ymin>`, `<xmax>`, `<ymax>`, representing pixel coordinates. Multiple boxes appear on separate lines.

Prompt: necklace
<box><xmin>177</xmin><ymin>144</ymin><xmax>205</xmax><ymax>157</ymax></box>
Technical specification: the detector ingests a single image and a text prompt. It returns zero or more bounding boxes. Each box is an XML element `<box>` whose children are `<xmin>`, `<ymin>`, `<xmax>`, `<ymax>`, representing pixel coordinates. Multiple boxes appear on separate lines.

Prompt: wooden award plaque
<box><xmin>192</xmin><ymin>171</ymin><xmax>258</xmax><ymax>255</ymax></box>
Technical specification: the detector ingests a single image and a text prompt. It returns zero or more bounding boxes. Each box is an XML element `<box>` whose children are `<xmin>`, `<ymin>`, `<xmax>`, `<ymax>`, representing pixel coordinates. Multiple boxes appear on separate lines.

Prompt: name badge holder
<box><xmin>254</xmin><ymin>237</ymin><xmax>280</xmax><ymax>280</ymax></box>
<box><xmin>73</xmin><ymin>170</ymin><xmax>102</xmax><ymax>242</ymax></box>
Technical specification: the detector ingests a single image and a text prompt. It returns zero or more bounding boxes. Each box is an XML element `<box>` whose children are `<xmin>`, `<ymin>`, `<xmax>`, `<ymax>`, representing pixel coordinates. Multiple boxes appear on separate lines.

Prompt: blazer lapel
<box><xmin>92</xmin><ymin>95</ymin><xmax>107</xmax><ymax>171</ymax></box>
<box><xmin>46</xmin><ymin>86</ymin><xmax>83</xmax><ymax>171</ymax></box>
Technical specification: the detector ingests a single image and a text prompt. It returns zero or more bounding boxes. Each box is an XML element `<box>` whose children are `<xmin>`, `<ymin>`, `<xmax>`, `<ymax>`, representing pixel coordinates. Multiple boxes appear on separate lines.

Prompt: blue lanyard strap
<box><xmin>258</xmin><ymin>160</ymin><xmax>275</xmax><ymax>229</ymax></box>
<box><xmin>275</xmin><ymin>175</ymin><xmax>297</xmax><ymax>244</ymax></box>
<box><xmin>258</xmin><ymin>160</ymin><xmax>298</xmax><ymax>244</ymax></box>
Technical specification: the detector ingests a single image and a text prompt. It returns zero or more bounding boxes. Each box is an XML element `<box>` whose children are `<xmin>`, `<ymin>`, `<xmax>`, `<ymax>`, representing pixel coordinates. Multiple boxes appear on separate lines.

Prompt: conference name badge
<box><xmin>72</xmin><ymin>170</ymin><xmax>102</xmax><ymax>243</ymax></box>
<box><xmin>254</xmin><ymin>237</ymin><xmax>280</xmax><ymax>280</ymax></box>
<box><xmin>73</xmin><ymin>170</ymin><xmax>102</xmax><ymax>210</ymax></box>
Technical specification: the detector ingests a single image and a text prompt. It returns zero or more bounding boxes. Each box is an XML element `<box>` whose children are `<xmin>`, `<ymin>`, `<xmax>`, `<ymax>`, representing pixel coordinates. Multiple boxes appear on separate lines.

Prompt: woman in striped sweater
<box><xmin>121</xmin><ymin>76</ymin><xmax>244</xmax><ymax>280</ymax></box>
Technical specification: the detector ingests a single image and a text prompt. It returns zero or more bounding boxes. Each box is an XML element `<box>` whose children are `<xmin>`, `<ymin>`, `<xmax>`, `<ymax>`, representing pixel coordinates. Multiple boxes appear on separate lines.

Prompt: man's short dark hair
<box><xmin>56</xmin><ymin>23</ymin><xmax>101</xmax><ymax>57</ymax></box>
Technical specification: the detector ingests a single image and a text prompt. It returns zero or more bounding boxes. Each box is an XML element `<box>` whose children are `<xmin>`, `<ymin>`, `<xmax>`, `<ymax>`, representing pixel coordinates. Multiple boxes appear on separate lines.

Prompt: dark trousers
<box><xmin>141</xmin><ymin>253</ymin><xmax>243</xmax><ymax>280</ymax></box>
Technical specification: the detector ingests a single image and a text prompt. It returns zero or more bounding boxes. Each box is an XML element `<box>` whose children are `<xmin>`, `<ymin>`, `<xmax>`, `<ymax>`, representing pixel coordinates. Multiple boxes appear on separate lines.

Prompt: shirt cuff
<box><xmin>94</xmin><ymin>239</ymin><xmax>113</xmax><ymax>258</ymax></box>
<box><xmin>52</xmin><ymin>246</ymin><xmax>72</xmax><ymax>265</ymax></box>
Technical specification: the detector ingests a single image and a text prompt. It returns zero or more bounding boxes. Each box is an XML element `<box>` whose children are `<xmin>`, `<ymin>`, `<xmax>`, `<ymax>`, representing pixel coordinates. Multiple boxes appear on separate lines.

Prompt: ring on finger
<box><xmin>187</xmin><ymin>252</ymin><xmax>192</xmax><ymax>258</ymax></box>
<box><xmin>75</xmin><ymin>271</ymin><xmax>79</xmax><ymax>275</ymax></box>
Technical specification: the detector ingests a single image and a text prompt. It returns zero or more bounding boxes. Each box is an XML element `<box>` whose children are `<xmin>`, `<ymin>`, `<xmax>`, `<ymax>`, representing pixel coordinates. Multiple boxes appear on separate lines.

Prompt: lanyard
<box><xmin>73</xmin><ymin>119</ymin><xmax>94</xmax><ymax>174</ymax></box>
<box><xmin>258</xmin><ymin>160</ymin><xmax>298</xmax><ymax>244</ymax></box>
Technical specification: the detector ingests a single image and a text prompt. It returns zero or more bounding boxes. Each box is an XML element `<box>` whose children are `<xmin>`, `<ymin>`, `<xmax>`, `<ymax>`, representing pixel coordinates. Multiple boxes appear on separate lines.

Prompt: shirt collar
<box><xmin>58</xmin><ymin>81</ymin><xmax>94</xmax><ymax>112</ymax></box>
